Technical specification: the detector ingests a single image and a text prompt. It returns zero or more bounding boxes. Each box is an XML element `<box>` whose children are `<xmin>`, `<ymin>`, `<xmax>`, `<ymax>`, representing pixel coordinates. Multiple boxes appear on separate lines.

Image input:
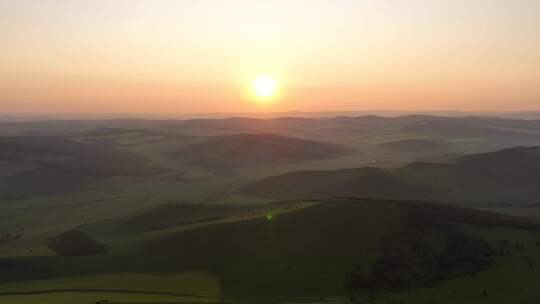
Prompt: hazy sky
<box><xmin>1</xmin><ymin>0</ymin><xmax>539</xmax><ymax>114</ymax></box>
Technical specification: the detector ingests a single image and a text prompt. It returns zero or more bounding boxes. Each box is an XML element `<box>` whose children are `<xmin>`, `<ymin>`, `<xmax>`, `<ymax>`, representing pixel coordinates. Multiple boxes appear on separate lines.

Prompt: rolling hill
<box><xmin>378</xmin><ymin>138</ymin><xmax>446</xmax><ymax>152</ymax></box>
<box><xmin>166</xmin><ymin>115</ymin><xmax>540</xmax><ymax>147</ymax></box>
<box><xmin>0</xmin><ymin>136</ymin><xmax>165</xmax><ymax>199</ymax></box>
<box><xmin>174</xmin><ymin>133</ymin><xmax>355</xmax><ymax>174</ymax></box>
<box><xmin>3</xmin><ymin>115</ymin><xmax>540</xmax><ymax>173</ymax></box>
<box><xmin>80</xmin><ymin>127</ymin><xmax>193</xmax><ymax>148</ymax></box>
<box><xmin>241</xmin><ymin>146</ymin><xmax>540</xmax><ymax>206</ymax></box>
<box><xmin>110</xmin><ymin>201</ymin><xmax>309</xmax><ymax>234</ymax></box>
<box><xmin>8</xmin><ymin>197</ymin><xmax>540</xmax><ymax>303</ymax></box>
<box><xmin>125</xmin><ymin>198</ymin><xmax>540</xmax><ymax>302</ymax></box>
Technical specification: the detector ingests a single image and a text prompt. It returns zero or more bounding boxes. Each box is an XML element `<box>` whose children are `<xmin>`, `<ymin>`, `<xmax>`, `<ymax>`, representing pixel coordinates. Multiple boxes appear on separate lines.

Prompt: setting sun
<box><xmin>252</xmin><ymin>74</ymin><xmax>277</xmax><ymax>98</ymax></box>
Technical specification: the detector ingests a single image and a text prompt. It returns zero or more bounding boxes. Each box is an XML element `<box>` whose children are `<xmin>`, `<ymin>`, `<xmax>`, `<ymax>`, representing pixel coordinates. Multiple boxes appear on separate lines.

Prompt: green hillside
<box><xmin>130</xmin><ymin>198</ymin><xmax>540</xmax><ymax>303</ymax></box>
<box><xmin>108</xmin><ymin>201</ymin><xmax>312</xmax><ymax>234</ymax></box>
<box><xmin>0</xmin><ymin>136</ymin><xmax>166</xmax><ymax>199</ymax></box>
<box><xmin>2</xmin><ymin>198</ymin><xmax>540</xmax><ymax>303</ymax></box>
<box><xmin>241</xmin><ymin>146</ymin><xmax>540</xmax><ymax>206</ymax></box>
<box><xmin>175</xmin><ymin>133</ymin><xmax>355</xmax><ymax>174</ymax></box>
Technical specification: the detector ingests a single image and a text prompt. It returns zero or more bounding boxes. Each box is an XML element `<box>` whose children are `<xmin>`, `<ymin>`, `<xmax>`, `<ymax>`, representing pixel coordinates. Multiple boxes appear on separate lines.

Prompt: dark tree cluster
<box><xmin>47</xmin><ymin>230</ymin><xmax>107</xmax><ymax>256</ymax></box>
<box><xmin>345</xmin><ymin>231</ymin><xmax>494</xmax><ymax>295</ymax></box>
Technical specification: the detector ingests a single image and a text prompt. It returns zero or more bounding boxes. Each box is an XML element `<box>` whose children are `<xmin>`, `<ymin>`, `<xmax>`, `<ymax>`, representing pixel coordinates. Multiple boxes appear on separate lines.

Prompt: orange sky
<box><xmin>1</xmin><ymin>0</ymin><xmax>539</xmax><ymax>114</ymax></box>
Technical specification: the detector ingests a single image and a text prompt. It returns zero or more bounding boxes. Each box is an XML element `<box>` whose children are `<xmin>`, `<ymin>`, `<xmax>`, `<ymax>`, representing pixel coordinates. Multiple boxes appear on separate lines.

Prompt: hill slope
<box><xmin>241</xmin><ymin>146</ymin><xmax>540</xmax><ymax>206</ymax></box>
<box><xmin>137</xmin><ymin>198</ymin><xmax>540</xmax><ymax>302</ymax></box>
<box><xmin>0</xmin><ymin>136</ymin><xmax>165</xmax><ymax>199</ymax></box>
<box><xmin>3</xmin><ymin>198</ymin><xmax>540</xmax><ymax>303</ymax></box>
<box><xmin>174</xmin><ymin>133</ymin><xmax>354</xmax><ymax>174</ymax></box>
<box><xmin>378</xmin><ymin>138</ymin><xmax>446</xmax><ymax>152</ymax></box>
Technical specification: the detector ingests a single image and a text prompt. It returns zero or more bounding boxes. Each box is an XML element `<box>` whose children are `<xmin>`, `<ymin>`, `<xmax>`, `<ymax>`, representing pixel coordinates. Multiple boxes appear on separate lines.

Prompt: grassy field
<box><xmin>0</xmin><ymin>272</ymin><xmax>221</xmax><ymax>304</ymax></box>
<box><xmin>2</xmin><ymin>198</ymin><xmax>540</xmax><ymax>303</ymax></box>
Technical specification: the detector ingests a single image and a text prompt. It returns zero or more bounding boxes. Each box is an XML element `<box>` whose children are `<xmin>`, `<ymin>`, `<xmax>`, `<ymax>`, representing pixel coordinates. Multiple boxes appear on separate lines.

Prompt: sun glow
<box><xmin>252</xmin><ymin>74</ymin><xmax>277</xmax><ymax>98</ymax></box>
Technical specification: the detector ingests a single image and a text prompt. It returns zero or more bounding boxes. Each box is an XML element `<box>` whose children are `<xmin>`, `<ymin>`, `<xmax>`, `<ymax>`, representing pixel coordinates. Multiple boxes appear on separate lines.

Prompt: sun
<box><xmin>252</xmin><ymin>74</ymin><xmax>276</xmax><ymax>98</ymax></box>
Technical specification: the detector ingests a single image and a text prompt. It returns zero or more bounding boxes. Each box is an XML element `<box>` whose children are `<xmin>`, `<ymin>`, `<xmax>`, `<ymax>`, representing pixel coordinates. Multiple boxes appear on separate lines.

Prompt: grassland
<box><xmin>0</xmin><ymin>272</ymin><xmax>220</xmax><ymax>304</ymax></box>
<box><xmin>2</xmin><ymin>198</ymin><xmax>540</xmax><ymax>303</ymax></box>
<box><xmin>3</xmin><ymin>116</ymin><xmax>540</xmax><ymax>303</ymax></box>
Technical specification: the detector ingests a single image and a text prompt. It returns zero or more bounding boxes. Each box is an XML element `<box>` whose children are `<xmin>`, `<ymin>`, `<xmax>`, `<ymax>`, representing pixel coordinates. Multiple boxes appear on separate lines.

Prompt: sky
<box><xmin>1</xmin><ymin>0</ymin><xmax>539</xmax><ymax>114</ymax></box>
